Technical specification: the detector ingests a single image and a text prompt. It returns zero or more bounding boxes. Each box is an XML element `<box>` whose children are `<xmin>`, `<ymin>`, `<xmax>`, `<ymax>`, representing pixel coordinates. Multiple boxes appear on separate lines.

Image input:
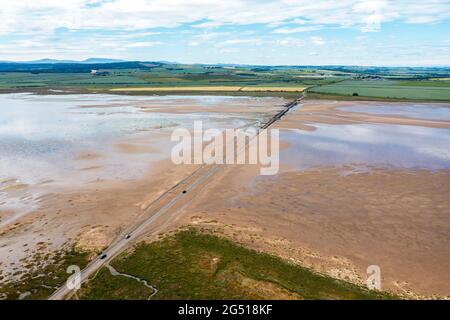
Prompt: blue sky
<box><xmin>0</xmin><ymin>0</ymin><xmax>449</xmax><ymax>66</ymax></box>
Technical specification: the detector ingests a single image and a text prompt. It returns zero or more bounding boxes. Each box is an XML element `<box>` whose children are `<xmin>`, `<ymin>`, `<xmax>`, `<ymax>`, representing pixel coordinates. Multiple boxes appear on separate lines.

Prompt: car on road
<box><xmin>100</xmin><ymin>254</ymin><xmax>107</xmax><ymax>260</ymax></box>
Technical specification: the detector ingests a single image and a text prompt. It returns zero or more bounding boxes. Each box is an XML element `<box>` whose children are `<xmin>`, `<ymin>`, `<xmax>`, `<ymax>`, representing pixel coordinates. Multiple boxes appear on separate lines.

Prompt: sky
<box><xmin>0</xmin><ymin>0</ymin><xmax>449</xmax><ymax>66</ymax></box>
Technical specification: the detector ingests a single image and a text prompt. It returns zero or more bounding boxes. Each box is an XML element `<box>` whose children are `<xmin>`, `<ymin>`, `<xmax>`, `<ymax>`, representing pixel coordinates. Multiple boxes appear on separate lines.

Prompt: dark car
<box><xmin>100</xmin><ymin>254</ymin><xmax>107</xmax><ymax>260</ymax></box>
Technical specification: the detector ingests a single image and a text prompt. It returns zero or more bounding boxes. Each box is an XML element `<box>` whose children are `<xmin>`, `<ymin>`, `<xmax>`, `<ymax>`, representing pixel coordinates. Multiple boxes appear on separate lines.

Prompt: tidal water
<box><xmin>338</xmin><ymin>103</ymin><xmax>450</xmax><ymax>121</ymax></box>
<box><xmin>0</xmin><ymin>93</ymin><xmax>277</xmax><ymax>218</ymax></box>
<box><xmin>281</xmin><ymin>123</ymin><xmax>450</xmax><ymax>170</ymax></box>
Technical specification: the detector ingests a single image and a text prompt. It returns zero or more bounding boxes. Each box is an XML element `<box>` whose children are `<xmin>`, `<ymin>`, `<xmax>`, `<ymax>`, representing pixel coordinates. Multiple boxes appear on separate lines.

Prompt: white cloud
<box><xmin>272</xmin><ymin>26</ymin><xmax>323</xmax><ymax>34</ymax></box>
<box><xmin>124</xmin><ymin>41</ymin><xmax>162</xmax><ymax>48</ymax></box>
<box><xmin>310</xmin><ymin>36</ymin><xmax>325</xmax><ymax>46</ymax></box>
<box><xmin>0</xmin><ymin>0</ymin><xmax>449</xmax><ymax>36</ymax></box>
<box><xmin>0</xmin><ymin>0</ymin><xmax>449</xmax><ymax>64</ymax></box>
<box><xmin>215</xmin><ymin>38</ymin><xmax>263</xmax><ymax>48</ymax></box>
<box><xmin>275</xmin><ymin>38</ymin><xmax>305</xmax><ymax>46</ymax></box>
<box><xmin>218</xmin><ymin>47</ymin><xmax>239</xmax><ymax>54</ymax></box>
<box><xmin>353</xmin><ymin>0</ymin><xmax>391</xmax><ymax>32</ymax></box>
<box><xmin>187</xmin><ymin>31</ymin><xmax>230</xmax><ymax>46</ymax></box>
<box><xmin>194</xmin><ymin>32</ymin><xmax>229</xmax><ymax>41</ymax></box>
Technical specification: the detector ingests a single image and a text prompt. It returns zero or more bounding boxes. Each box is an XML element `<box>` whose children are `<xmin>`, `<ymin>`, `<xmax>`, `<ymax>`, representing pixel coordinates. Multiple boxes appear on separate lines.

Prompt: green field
<box><xmin>308</xmin><ymin>79</ymin><xmax>450</xmax><ymax>101</ymax></box>
<box><xmin>77</xmin><ymin>229</ymin><xmax>396</xmax><ymax>300</ymax></box>
<box><xmin>110</xmin><ymin>86</ymin><xmax>306</xmax><ymax>93</ymax></box>
<box><xmin>1</xmin><ymin>62</ymin><xmax>449</xmax><ymax>101</ymax></box>
<box><xmin>0</xmin><ymin>64</ymin><xmax>339</xmax><ymax>91</ymax></box>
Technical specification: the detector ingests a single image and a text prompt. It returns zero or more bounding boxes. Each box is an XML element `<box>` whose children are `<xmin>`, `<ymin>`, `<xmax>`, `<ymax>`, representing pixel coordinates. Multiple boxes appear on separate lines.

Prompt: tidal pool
<box><xmin>338</xmin><ymin>103</ymin><xmax>450</xmax><ymax>121</ymax></box>
<box><xmin>281</xmin><ymin>123</ymin><xmax>450</xmax><ymax>170</ymax></box>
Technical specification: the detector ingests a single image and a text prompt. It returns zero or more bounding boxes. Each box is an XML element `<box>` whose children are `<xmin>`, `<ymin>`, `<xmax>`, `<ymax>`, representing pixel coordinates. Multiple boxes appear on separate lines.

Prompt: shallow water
<box><xmin>0</xmin><ymin>94</ymin><xmax>272</xmax><ymax>182</ymax></box>
<box><xmin>0</xmin><ymin>93</ymin><xmax>280</xmax><ymax>219</ymax></box>
<box><xmin>281</xmin><ymin>123</ymin><xmax>450</xmax><ymax>170</ymax></box>
<box><xmin>338</xmin><ymin>103</ymin><xmax>450</xmax><ymax>121</ymax></box>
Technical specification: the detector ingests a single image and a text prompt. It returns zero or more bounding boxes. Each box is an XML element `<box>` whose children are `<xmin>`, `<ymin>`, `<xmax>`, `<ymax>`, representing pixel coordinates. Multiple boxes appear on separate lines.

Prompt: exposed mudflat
<box><xmin>172</xmin><ymin>100</ymin><xmax>450</xmax><ymax>298</ymax></box>
<box><xmin>0</xmin><ymin>93</ymin><xmax>286</xmax><ymax>282</ymax></box>
<box><xmin>1</xmin><ymin>97</ymin><xmax>449</xmax><ymax>299</ymax></box>
<box><xmin>278</xmin><ymin>100</ymin><xmax>450</xmax><ymax>130</ymax></box>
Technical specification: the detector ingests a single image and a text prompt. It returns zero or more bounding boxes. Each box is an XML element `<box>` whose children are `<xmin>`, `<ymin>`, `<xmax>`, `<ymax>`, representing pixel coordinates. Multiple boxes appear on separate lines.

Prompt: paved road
<box><xmin>49</xmin><ymin>165</ymin><xmax>219</xmax><ymax>300</ymax></box>
<box><xmin>48</xmin><ymin>94</ymin><xmax>303</xmax><ymax>300</ymax></box>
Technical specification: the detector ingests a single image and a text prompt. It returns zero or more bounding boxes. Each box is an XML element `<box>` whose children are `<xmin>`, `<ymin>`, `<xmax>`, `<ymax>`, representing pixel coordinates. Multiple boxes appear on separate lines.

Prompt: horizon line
<box><xmin>1</xmin><ymin>58</ymin><xmax>449</xmax><ymax>69</ymax></box>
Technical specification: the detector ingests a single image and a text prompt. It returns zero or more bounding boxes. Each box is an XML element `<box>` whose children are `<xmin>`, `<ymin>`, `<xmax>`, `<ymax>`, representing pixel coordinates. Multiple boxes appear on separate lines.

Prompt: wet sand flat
<box><xmin>2</xmin><ymin>96</ymin><xmax>449</xmax><ymax>298</ymax></box>
<box><xmin>175</xmin><ymin>166</ymin><xmax>449</xmax><ymax>297</ymax></box>
<box><xmin>0</xmin><ymin>93</ymin><xmax>286</xmax><ymax>282</ymax></box>
<box><xmin>277</xmin><ymin>100</ymin><xmax>450</xmax><ymax>130</ymax></box>
<box><xmin>171</xmin><ymin>100</ymin><xmax>450</xmax><ymax>297</ymax></box>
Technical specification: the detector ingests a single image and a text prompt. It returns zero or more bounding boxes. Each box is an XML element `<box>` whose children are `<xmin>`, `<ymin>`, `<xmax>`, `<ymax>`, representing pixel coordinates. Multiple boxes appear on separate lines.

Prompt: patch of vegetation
<box><xmin>0</xmin><ymin>248</ymin><xmax>90</xmax><ymax>300</ymax></box>
<box><xmin>1</xmin><ymin>62</ymin><xmax>448</xmax><ymax>101</ymax></box>
<box><xmin>0</xmin><ymin>63</ymin><xmax>342</xmax><ymax>92</ymax></box>
<box><xmin>78</xmin><ymin>229</ymin><xmax>397</xmax><ymax>300</ymax></box>
<box><xmin>308</xmin><ymin>79</ymin><xmax>450</xmax><ymax>101</ymax></box>
<box><xmin>75</xmin><ymin>268</ymin><xmax>154</xmax><ymax>300</ymax></box>
<box><xmin>109</xmin><ymin>86</ymin><xmax>305</xmax><ymax>94</ymax></box>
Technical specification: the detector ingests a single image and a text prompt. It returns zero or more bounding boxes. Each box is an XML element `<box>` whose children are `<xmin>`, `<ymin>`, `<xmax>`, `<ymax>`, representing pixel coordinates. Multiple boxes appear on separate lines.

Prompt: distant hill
<box><xmin>22</xmin><ymin>59</ymin><xmax>77</xmax><ymax>64</ymax></box>
<box><xmin>4</xmin><ymin>58</ymin><xmax>126</xmax><ymax>64</ymax></box>
<box><xmin>0</xmin><ymin>59</ymin><xmax>448</xmax><ymax>75</ymax></box>
<box><xmin>80</xmin><ymin>58</ymin><xmax>125</xmax><ymax>64</ymax></box>
<box><xmin>0</xmin><ymin>61</ymin><xmax>157</xmax><ymax>73</ymax></box>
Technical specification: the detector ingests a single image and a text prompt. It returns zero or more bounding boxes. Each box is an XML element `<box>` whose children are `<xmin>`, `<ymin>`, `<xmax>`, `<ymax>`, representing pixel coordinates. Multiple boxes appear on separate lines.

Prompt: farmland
<box><xmin>110</xmin><ymin>86</ymin><xmax>306</xmax><ymax>92</ymax></box>
<box><xmin>0</xmin><ymin>62</ymin><xmax>338</xmax><ymax>92</ymax></box>
<box><xmin>308</xmin><ymin>79</ymin><xmax>450</xmax><ymax>101</ymax></box>
<box><xmin>0</xmin><ymin>62</ymin><xmax>449</xmax><ymax>101</ymax></box>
